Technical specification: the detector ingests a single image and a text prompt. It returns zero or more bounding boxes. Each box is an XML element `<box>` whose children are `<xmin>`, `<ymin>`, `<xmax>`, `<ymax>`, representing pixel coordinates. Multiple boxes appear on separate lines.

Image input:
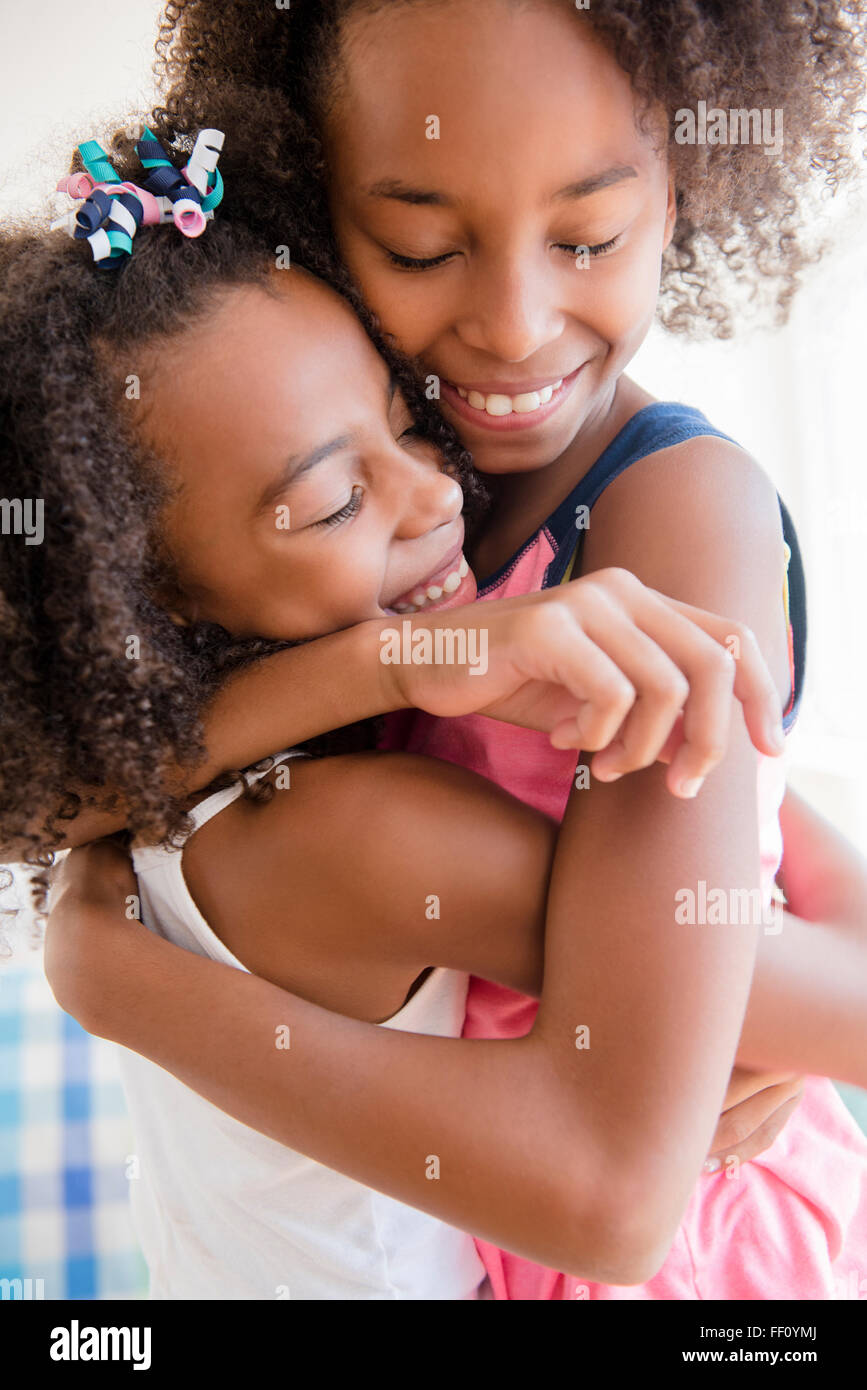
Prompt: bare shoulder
<box><xmin>180</xmin><ymin>750</ymin><xmax>553</xmax><ymax>1018</ymax></box>
<box><xmin>179</xmin><ymin>752</ymin><xmax>436</xmax><ymax>1020</ymax></box>
<box><xmin>582</xmin><ymin>434</ymin><xmax>791</xmax><ymax>702</ymax></box>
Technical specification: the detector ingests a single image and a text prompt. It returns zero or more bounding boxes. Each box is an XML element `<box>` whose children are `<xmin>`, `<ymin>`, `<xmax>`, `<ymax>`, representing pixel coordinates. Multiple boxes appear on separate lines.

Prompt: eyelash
<box><xmin>398</xmin><ymin>422</ymin><xmax>424</xmax><ymax>441</ymax></box>
<box><xmin>557</xmin><ymin>235</ymin><xmax>621</xmax><ymax>258</ymax></box>
<box><xmin>317</xmin><ymin>485</ymin><xmax>364</xmax><ymax>529</ymax></box>
<box><xmin>311</xmin><ymin>424</ymin><xmax>424</xmax><ymax>528</ymax></box>
<box><xmin>385</xmin><ymin>236</ymin><xmax>622</xmax><ymax>271</ymax></box>
<box><xmin>386</xmin><ymin>250</ymin><xmax>455</xmax><ymax>272</ymax></box>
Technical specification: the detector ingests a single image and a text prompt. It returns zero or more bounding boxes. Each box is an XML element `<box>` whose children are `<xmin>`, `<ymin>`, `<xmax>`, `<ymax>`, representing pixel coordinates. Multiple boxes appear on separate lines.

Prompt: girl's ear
<box><xmin>151</xmin><ymin>579</ymin><xmax>192</xmax><ymax>627</ymax></box>
<box><xmin>662</xmin><ymin>172</ymin><xmax>677</xmax><ymax>252</ymax></box>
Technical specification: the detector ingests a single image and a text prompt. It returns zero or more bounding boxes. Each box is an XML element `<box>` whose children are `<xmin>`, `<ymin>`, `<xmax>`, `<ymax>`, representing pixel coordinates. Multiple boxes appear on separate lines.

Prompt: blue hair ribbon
<box><xmin>52</xmin><ymin>127</ymin><xmax>225</xmax><ymax>269</ymax></box>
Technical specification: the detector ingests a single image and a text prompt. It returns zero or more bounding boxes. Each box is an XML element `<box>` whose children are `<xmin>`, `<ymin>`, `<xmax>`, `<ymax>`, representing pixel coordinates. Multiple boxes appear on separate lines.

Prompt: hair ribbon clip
<box><xmin>51</xmin><ymin>127</ymin><xmax>225</xmax><ymax>268</ymax></box>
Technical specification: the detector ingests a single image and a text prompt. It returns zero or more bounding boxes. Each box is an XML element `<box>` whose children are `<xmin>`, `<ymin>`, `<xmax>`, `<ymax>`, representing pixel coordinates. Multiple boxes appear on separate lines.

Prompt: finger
<box><xmin>657</xmin><ymin>595</ymin><xmax>786</xmax><ymax>759</ymax></box>
<box><xmin>527</xmin><ymin>615</ymin><xmax>638</xmax><ymax>752</ymax></box>
<box><xmin>720</xmin><ymin>1068</ymin><xmax>802</xmax><ymax>1111</ymax></box>
<box><xmin>708</xmin><ymin>1077</ymin><xmax>804</xmax><ymax>1157</ymax></box>
<box><xmin>567</xmin><ymin>612</ymin><xmax>690</xmax><ymax>778</ymax></box>
<box><xmin>594</xmin><ymin>713</ymin><xmax>685</xmax><ymax>771</ymax></box>
<box><xmin>655</xmin><ymin>715</ymin><xmax>684</xmax><ymax>766</ymax></box>
<box><xmin>706</xmin><ymin>1092</ymin><xmax>803</xmax><ymax>1171</ymax></box>
<box><xmin>587</xmin><ymin>592</ymin><xmax>740</xmax><ymax>795</ymax></box>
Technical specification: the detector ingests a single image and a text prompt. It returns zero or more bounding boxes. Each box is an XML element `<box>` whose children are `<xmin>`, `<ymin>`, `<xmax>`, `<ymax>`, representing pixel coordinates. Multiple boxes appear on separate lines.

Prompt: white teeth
<box><xmin>393</xmin><ymin>555</ymin><xmax>469</xmax><ymax>613</ymax></box>
<box><xmin>455</xmin><ymin>379</ymin><xmax>565</xmax><ymax>417</ymax></box>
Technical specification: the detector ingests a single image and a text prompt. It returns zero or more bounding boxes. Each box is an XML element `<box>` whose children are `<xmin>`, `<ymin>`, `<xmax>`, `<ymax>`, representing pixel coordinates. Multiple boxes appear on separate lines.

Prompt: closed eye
<box><xmin>315</xmin><ymin>485</ymin><xmax>364</xmax><ymax>529</ymax></box>
<box><xmin>385</xmin><ymin>250</ymin><xmax>457</xmax><ymax>271</ymax></box>
<box><xmin>555</xmin><ymin>234</ymin><xmax>622</xmax><ymax>258</ymax></box>
<box><xmin>398</xmin><ymin>422</ymin><xmax>426</xmax><ymax>442</ymax></box>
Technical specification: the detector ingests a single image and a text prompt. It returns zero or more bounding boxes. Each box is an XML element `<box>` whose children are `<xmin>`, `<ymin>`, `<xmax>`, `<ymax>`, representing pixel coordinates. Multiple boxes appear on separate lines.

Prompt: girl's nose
<box><xmin>393</xmin><ymin>452</ymin><xmax>464</xmax><ymax>541</ymax></box>
<box><xmin>455</xmin><ymin>254</ymin><xmax>564</xmax><ymax>362</ymax></box>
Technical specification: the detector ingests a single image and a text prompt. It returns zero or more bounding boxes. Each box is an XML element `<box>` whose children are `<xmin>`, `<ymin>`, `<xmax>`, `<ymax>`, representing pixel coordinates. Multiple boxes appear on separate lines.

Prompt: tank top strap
<box><xmin>131</xmin><ymin>749</ymin><xmax>311</xmax><ymax>873</ymax></box>
<box><xmin>187</xmin><ymin>750</ymin><xmax>310</xmax><ymax>834</ymax></box>
<box><xmin>543</xmin><ymin>403</ymin><xmax>735</xmax><ymax>585</ymax></box>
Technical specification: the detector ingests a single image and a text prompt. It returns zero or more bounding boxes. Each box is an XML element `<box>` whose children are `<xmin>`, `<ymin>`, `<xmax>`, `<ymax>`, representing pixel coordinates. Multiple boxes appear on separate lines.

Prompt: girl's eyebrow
<box><xmin>365</xmin><ymin>166</ymin><xmax>637</xmax><ymax>206</ymax></box>
<box><xmin>365</xmin><ymin>179</ymin><xmax>446</xmax><ymax>205</ymax></box>
<box><xmin>554</xmin><ymin>166</ymin><xmax>638</xmax><ymax>200</ymax></box>
<box><xmin>253</xmin><ymin>378</ymin><xmax>397</xmax><ymax>515</ymax></box>
<box><xmin>255</xmin><ymin>435</ymin><xmax>353</xmax><ymax>515</ymax></box>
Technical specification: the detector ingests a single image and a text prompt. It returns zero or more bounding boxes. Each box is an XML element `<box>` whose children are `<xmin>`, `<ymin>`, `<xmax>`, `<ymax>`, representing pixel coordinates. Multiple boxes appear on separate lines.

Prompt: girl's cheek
<box><xmin>583</xmin><ymin>248</ymin><xmax>663</xmax><ymax>346</ymax></box>
<box><xmin>363</xmin><ymin>276</ymin><xmax>438</xmax><ymax>358</ymax></box>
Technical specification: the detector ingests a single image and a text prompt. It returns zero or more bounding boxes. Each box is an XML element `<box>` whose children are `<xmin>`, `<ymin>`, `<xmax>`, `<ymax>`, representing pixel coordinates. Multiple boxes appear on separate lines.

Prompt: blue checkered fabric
<box><xmin>0</xmin><ymin>955</ymin><xmax>147</xmax><ymax>1300</ymax></box>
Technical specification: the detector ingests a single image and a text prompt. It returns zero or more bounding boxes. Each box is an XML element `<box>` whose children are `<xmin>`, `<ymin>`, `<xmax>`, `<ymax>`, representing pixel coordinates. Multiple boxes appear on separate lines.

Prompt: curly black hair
<box><xmin>150</xmin><ymin>0</ymin><xmax>867</xmax><ymax>336</ymax></box>
<box><xmin>0</xmin><ymin>99</ymin><xmax>485</xmax><ymax>908</ymax></box>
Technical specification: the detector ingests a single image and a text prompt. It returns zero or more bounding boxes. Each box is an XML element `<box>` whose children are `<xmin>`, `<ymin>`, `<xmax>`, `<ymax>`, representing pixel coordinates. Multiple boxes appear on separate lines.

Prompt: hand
<box><xmin>386</xmin><ymin>567</ymin><xmax>784</xmax><ymax>799</ymax></box>
<box><xmin>704</xmin><ymin>1067</ymin><xmax>804</xmax><ymax>1171</ymax></box>
<box><xmin>44</xmin><ymin>839</ymin><xmax>139</xmax><ymax>1025</ymax></box>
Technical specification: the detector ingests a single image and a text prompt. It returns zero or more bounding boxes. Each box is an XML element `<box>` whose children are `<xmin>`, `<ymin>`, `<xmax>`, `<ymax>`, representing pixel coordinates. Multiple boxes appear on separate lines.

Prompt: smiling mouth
<box><xmin>453</xmin><ymin>378</ymin><xmax>564</xmax><ymax>417</ymax></box>
<box><xmin>439</xmin><ymin>367</ymin><xmax>583</xmax><ymax>429</ymax></box>
<box><xmin>385</xmin><ymin>546</ymin><xmax>473</xmax><ymax>614</ymax></box>
<box><xmin>389</xmin><ymin>553</ymin><xmax>469</xmax><ymax>614</ymax></box>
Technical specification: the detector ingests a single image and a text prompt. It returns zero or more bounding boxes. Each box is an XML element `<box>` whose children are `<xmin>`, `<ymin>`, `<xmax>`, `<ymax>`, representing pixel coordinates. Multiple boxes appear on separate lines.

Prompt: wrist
<box><xmin>354</xmin><ymin>617</ymin><xmax>412</xmax><ymax>715</ymax></box>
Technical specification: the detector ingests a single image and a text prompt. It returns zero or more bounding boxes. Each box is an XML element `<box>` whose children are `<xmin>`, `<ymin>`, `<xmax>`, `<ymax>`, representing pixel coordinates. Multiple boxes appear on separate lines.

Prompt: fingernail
<box><xmin>703</xmin><ymin>1156</ymin><xmax>722</xmax><ymax>1174</ymax></box>
<box><xmin>770</xmin><ymin>724</ymin><xmax>786</xmax><ymax>751</ymax></box>
<box><xmin>679</xmin><ymin>777</ymin><xmax>704</xmax><ymax>799</ymax></box>
<box><xmin>594</xmin><ymin>768</ymin><xmax>623</xmax><ymax>783</ymax></box>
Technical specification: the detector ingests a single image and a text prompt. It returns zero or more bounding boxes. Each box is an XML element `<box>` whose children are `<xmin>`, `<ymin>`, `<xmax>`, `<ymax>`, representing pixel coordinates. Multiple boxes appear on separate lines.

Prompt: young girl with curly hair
<box><xmin>20</xmin><ymin>0</ymin><xmax>867</xmax><ymax>1299</ymax></box>
<box><xmin>9</xmin><ymin>198</ymin><xmax>863</xmax><ymax>1299</ymax></box>
<box><xmin>0</xmin><ymin>200</ymin><xmax>822</xmax><ymax>1294</ymax></box>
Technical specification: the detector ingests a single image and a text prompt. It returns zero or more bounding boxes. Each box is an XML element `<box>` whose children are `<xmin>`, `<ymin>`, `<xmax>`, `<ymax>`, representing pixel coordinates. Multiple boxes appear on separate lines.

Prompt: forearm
<box><xmin>47</xmin><ymin>740</ymin><xmax>763</xmax><ymax>1283</ymax></box>
<box><xmin>18</xmin><ymin>620</ymin><xmax>400</xmax><ymax>852</ymax></box>
<box><xmin>195</xmin><ymin>620</ymin><xmax>401</xmax><ymax>780</ymax></box>
<box><xmin>61</xmin><ymin>912</ymin><xmax>641</xmax><ymax>1283</ymax></box>
<box><xmin>738</xmin><ymin>908</ymin><xmax>867</xmax><ymax>1086</ymax></box>
<box><xmin>778</xmin><ymin>786</ymin><xmax>867</xmax><ymax>929</ymax></box>
<box><xmin>49</xmin><ymin>757</ymin><xmax>759</xmax><ymax>1287</ymax></box>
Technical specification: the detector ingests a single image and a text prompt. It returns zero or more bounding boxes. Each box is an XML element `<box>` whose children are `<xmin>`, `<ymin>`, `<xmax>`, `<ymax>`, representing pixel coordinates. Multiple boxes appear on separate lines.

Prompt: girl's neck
<box><xmin>470</xmin><ymin>374</ymin><xmax>654</xmax><ymax>582</ymax></box>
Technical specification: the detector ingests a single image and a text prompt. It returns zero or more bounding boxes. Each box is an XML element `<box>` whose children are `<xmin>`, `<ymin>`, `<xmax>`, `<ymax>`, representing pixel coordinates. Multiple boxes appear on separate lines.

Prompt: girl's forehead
<box><xmin>142</xmin><ymin>275</ymin><xmax>387</xmax><ymax>438</ymax></box>
<box><xmin>330</xmin><ymin>1</ymin><xmax>652</xmax><ymax>181</ymax></box>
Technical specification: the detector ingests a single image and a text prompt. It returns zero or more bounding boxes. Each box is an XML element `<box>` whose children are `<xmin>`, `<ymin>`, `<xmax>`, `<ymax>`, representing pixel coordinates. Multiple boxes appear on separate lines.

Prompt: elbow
<box><xmin>584</xmin><ymin>1213</ymin><xmax>675</xmax><ymax>1288</ymax></box>
<box><xmin>552</xmin><ymin>1167</ymin><xmax>683</xmax><ymax>1288</ymax></box>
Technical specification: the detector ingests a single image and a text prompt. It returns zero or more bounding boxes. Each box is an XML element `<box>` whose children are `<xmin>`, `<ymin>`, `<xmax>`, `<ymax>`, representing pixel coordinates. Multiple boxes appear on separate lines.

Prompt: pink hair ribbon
<box><xmin>51</xmin><ymin>127</ymin><xmax>224</xmax><ymax>269</ymax></box>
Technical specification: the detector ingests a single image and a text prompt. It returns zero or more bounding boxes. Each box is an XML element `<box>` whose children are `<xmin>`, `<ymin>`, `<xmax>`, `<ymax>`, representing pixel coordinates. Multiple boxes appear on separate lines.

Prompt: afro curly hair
<box><xmin>149</xmin><ymin>0</ymin><xmax>867</xmax><ymax>336</ymax></box>
<box><xmin>0</xmin><ymin>103</ymin><xmax>486</xmax><ymax>911</ymax></box>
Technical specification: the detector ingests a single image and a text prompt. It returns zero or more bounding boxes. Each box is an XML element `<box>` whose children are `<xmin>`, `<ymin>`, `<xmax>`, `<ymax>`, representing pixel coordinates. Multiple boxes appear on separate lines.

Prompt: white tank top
<box><xmin>117</xmin><ymin>750</ymin><xmax>489</xmax><ymax>1300</ymax></box>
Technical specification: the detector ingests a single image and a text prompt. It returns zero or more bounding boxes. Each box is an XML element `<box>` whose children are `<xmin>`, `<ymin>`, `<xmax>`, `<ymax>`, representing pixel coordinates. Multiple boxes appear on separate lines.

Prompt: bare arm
<box><xmin>45</xmin><ymin>442</ymin><xmax>793</xmax><ymax>1283</ymax></box>
<box><xmin>736</xmin><ymin>911</ymin><xmax>867</xmax><ymax>1086</ymax></box>
<box><xmin>7</xmin><ymin>620</ymin><xmax>401</xmax><ymax>851</ymax></box>
<box><xmin>737</xmin><ymin>788</ymin><xmax>867</xmax><ymax>1084</ymax></box>
<box><xmin>7</xmin><ymin>557</ymin><xmax>787</xmax><ymax>856</ymax></box>
<box><xmin>777</xmin><ymin>784</ymin><xmax>867</xmax><ymax>929</ymax></box>
<box><xmin>180</xmin><ymin>747</ymin><xmax>867</xmax><ymax>1085</ymax></box>
<box><xmin>47</xmin><ymin>741</ymin><xmax>759</xmax><ymax>1289</ymax></box>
